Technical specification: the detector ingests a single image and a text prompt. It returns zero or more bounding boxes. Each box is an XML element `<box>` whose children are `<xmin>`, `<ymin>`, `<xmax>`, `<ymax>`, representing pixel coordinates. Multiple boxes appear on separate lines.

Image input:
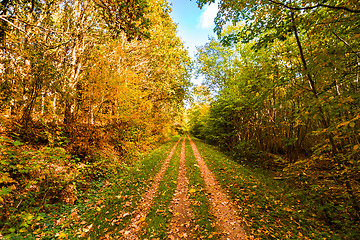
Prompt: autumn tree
<box><xmin>191</xmin><ymin>0</ymin><xmax>360</xmax><ymax>224</ymax></box>
<box><xmin>0</xmin><ymin>0</ymin><xmax>190</xmax><ymax>151</ymax></box>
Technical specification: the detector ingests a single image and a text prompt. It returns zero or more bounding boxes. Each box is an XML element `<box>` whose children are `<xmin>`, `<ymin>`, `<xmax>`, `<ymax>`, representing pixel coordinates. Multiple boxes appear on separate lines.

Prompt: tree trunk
<box><xmin>291</xmin><ymin>10</ymin><xmax>360</xmax><ymax>219</ymax></box>
<box><xmin>0</xmin><ymin>0</ymin><xmax>9</xmax><ymax>49</ymax></box>
<box><xmin>64</xmin><ymin>101</ymin><xmax>73</xmax><ymax>125</ymax></box>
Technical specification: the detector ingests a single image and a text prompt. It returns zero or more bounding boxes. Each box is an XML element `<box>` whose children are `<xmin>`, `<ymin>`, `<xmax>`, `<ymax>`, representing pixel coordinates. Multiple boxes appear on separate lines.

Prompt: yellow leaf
<box><xmin>189</xmin><ymin>188</ymin><xmax>196</xmax><ymax>193</ymax></box>
<box><xmin>354</xmin><ymin>145</ymin><xmax>359</xmax><ymax>151</ymax></box>
<box><xmin>58</xmin><ymin>232</ymin><xmax>67</xmax><ymax>238</ymax></box>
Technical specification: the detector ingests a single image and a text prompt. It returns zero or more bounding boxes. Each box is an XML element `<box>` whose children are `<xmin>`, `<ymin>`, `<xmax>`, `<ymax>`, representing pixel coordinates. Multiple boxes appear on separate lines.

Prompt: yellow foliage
<box><xmin>0</xmin><ymin>172</ymin><xmax>15</xmax><ymax>184</ymax></box>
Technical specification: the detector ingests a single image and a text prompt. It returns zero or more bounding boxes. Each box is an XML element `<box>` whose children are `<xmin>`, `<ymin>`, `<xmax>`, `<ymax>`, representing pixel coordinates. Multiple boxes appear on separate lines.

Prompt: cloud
<box><xmin>198</xmin><ymin>2</ymin><xmax>218</xmax><ymax>29</ymax></box>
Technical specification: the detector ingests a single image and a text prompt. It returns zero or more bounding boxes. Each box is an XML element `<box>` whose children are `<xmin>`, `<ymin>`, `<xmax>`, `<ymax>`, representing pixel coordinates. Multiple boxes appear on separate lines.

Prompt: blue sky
<box><xmin>169</xmin><ymin>0</ymin><xmax>218</xmax><ymax>85</ymax></box>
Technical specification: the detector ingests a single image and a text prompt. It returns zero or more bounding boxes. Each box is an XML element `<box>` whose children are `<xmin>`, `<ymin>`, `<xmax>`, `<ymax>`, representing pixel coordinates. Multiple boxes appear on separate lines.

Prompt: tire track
<box><xmin>121</xmin><ymin>138</ymin><xmax>181</xmax><ymax>239</ymax></box>
<box><xmin>188</xmin><ymin>136</ymin><xmax>247</xmax><ymax>240</ymax></box>
<box><xmin>168</xmin><ymin>137</ymin><xmax>193</xmax><ymax>239</ymax></box>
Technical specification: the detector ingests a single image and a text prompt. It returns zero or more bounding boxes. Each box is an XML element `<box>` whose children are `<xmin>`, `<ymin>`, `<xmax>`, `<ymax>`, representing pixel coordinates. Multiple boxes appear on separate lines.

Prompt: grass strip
<box><xmin>191</xmin><ymin>138</ymin><xmax>348</xmax><ymax>240</ymax></box>
<box><xmin>25</xmin><ymin>136</ymin><xmax>182</xmax><ymax>239</ymax></box>
<box><xmin>86</xmin><ymin>137</ymin><xmax>182</xmax><ymax>239</ymax></box>
<box><xmin>139</xmin><ymin>137</ymin><xmax>182</xmax><ymax>239</ymax></box>
<box><xmin>185</xmin><ymin>137</ymin><xmax>218</xmax><ymax>239</ymax></box>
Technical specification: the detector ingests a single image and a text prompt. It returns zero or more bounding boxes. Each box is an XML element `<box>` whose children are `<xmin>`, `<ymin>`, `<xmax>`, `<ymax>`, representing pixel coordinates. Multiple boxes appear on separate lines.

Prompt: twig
<box><xmin>269</xmin><ymin>0</ymin><xmax>360</xmax><ymax>13</ymax></box>
<box><xmin>0</xmin><ymin>15</ymin><xmax>27</xmax><ymax>35</ymax></box>
<box><xmin>16</xmin><ymin>199</ymin><xmax>22</xmax><ymax>209</ymax></box>
<box><xmin>331</xmin><ymin>31</ymin><xmax>360</xmax><ymax>59</ymax></box>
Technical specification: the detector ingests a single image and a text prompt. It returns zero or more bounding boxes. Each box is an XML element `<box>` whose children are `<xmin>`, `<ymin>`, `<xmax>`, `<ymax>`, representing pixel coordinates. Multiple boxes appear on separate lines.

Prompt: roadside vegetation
<box><xmin>188</xmin><ymin>1</ymin><xmax>360</xmax><ymax>238</ymax></box>
<box><xmin>192</xmin><ymin>137</ymin><xmax>360</xmax><ymax>239</ymax></box>
<box><xmin>0</xmin><ymin>134</ymin><xmax>181</xmax><ymax>239</ymax></box>
<box><xmin>1</xmin><ymin>0</ymin><xmax>189</xmax><ymax>238</ymax></box>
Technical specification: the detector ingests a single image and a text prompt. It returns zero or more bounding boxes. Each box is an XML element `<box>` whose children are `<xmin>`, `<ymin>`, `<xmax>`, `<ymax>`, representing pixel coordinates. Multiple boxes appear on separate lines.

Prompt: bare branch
<box><xmin>269</xmin><ymin>0</ymin><xmax>360</xmax><ymax>13</ymax></box>
<box><xmin>331</xmin><ymin>31</ymin><xmax>360</xmax><ymax>59</ymax></box>
<box><xmin>0</xmin><ymin>15</ymin><xmax>26</xmax><ymax>34</ymax></box>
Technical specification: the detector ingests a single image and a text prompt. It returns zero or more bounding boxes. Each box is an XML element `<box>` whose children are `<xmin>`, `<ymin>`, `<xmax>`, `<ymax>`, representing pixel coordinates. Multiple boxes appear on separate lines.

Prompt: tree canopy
<box><xmin>0</xmin><ymin>0</ymin><xmax>191</xmax><ymax>142</ymax></box>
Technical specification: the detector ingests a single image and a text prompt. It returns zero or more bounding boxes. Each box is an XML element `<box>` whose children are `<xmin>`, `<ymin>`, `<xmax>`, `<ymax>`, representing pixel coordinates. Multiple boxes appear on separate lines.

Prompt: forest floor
<box><xmin>2</xmin><ymin>135</ymin><xmax>358</xmax><ymax>239</ymax></box>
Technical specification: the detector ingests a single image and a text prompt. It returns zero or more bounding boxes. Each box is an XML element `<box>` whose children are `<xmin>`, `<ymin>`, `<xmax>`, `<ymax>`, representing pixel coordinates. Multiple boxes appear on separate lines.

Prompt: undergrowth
<box><xmin>0</xmin><ymin>131</ymin><xmax>181</xmax><ymax>239</ymax></box>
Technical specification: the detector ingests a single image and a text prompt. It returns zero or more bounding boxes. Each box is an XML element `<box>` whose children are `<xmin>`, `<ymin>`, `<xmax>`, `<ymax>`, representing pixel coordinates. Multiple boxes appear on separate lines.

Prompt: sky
<box><xmin>169</xmin><ymin>0</ymin><xmax>219</xmax><ymax>85</ymax></box>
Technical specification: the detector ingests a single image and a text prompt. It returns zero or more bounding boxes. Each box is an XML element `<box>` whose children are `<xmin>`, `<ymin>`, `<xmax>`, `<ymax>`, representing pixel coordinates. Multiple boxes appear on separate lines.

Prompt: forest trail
<box><xmin>121</xmin><ymin>139</ymin><xmax>180</xmax><ymax>239</ymax></box>
<box><xmin>120</xmin><ymin>136</ymin><xmax>247</xmax><ymax>239</ymax></box>
<box><xmin>189</xmin><ymin>136</ymin><xmax>247</xmax><ymax>240</ymax></box>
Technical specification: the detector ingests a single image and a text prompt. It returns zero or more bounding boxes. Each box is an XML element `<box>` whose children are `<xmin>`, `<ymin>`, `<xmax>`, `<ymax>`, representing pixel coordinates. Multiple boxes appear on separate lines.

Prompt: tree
<box><xmin>191</xmin><ymin>0</ymin><xmax>360</xmax><ymax>222</ymax></box>
<box><xmin>0</xmin><ymin>0</ymin><xmax>191</xmax><ymax>147</ymax></box>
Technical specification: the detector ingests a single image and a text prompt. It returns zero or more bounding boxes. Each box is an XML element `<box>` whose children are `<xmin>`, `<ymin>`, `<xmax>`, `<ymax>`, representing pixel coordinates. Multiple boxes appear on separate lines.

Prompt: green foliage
<box><xmin>189</xmin><ymin>0</ymin><xmax>360</xmax><ymax>233</ymax></box>
<box><xmin>0</xmin><ymin>136</ymin><xmax>78</xmax><ymax>238</ymax></box>
<box><xmin>0</xmin><ymin>135</ymin><xmax>181</xmax><ymax>239</ymax></box>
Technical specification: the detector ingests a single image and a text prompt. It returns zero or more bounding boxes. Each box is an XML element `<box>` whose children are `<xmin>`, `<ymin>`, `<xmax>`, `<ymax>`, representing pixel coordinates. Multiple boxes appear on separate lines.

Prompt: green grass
<box><xmin>185</xmin><ymin>137</ymin><xmax>218</xmax><ymax>239</ymax></box>
<box><xmin>1</xmin><ymin>136</ymin><xmax>181</xmax><ymax>239</ymax></box>
<box><xmin>139</xmin><ymin>137</ymin><xmax>182</xmax><ymax>239</ymax></box>
<box><xmin>191</xmin><ymin>137</ymin><xmax>358</xmax><ymax>240</ymax></box>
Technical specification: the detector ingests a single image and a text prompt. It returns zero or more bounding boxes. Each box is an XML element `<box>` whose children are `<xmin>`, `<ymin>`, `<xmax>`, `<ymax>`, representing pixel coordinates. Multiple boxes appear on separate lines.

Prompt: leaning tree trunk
<box><xmin>291</xmin><ymin>11</ymin><xmax>360</xmax><ymax>219</ymax></box>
